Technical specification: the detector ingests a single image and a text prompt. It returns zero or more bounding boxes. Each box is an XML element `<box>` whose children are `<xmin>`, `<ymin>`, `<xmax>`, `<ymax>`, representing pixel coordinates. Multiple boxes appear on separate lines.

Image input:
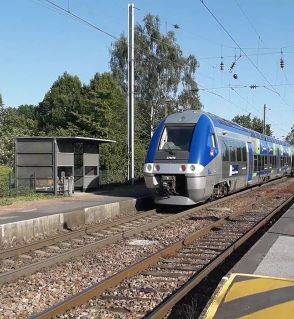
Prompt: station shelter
<box><xmin>14</xmin><ymin>136</ymin><xmax>115</xmax><ymax>194</ymax></box>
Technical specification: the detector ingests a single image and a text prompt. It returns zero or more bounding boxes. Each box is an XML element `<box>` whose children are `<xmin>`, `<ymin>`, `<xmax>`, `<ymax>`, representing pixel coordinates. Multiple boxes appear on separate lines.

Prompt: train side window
<box><xmin>264</xmin><ymin>156</ymin><xmax>268</xmax><ymax>165</ymax></box>
<box><xmin>230</xmin><ymin>147</ymin><xmax>236</xmax><ymax>162</ymax></box>
<box><xmin>254</xmin><ymin>155</ymin><xmax>258</xmax><ymax>171</ymax></box>
<box><xmin>237</xmin><ymin>147</ymin><xmax>242</xmax><ymax>161</ymax></box>
<box><xmin>262</xmin><ymin>156</ymin><xmax>265</xmax><ymax>170</ymax></box>
<box><xmin>221</xmin><ymin>140</ymin><xmax>229</xmax><ymax>161</ymax></box>
<box><xmin>258</xmin><ymin>156</ymin><xmax>262</xmax><ymax>170</ymax></box>
<box><xmin>242</xmin><ymin>146</ymin><xmax>247</xmax><ymax>162</ymax></box>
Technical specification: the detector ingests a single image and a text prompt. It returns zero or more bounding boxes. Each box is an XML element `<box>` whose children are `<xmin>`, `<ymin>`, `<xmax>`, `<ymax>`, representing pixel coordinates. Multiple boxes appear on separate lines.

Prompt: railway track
<box><xmin>0</xmin><ymin>178</ymin><xmax>287</xmax><ymax>286</ymax></box>
<box><xmin>25</xmin><ymin>178</ymin><xmax>293</xmax><ymax>319</ymax></box>
<box><xmin>0</xmin><ymin>210</ymin><xmax>170</xmax><ymax>284</ymax></box>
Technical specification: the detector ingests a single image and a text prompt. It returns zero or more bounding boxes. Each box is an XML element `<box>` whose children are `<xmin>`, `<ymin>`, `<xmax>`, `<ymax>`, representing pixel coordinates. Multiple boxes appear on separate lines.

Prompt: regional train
<box><xmin>144</xmin><ymin>110</ymin><xmax>294</xmax><ymax>205</ymax></box>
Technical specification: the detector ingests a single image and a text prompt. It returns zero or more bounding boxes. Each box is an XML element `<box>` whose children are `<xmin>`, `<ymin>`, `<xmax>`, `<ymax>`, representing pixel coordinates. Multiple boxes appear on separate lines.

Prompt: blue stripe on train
<box><xmin>145</xmin><ymin>120</ymin><xmax>165</xmax><ymax>163</ymax></box>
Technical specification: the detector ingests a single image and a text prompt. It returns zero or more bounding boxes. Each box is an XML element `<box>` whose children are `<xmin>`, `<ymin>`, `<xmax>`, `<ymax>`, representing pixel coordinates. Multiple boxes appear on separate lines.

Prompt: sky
<box><xmin>0</xmin><ymin>0</ymin><xmax>293</xmax><ymax>139</ymax></box>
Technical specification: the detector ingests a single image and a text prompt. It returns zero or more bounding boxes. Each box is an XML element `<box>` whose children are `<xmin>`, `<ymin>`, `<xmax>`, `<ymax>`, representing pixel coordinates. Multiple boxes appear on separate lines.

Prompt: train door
<box><xmin>247</xmin><ymin>142</ymin><xmax>254</xmax><ymax>183</ymax></box>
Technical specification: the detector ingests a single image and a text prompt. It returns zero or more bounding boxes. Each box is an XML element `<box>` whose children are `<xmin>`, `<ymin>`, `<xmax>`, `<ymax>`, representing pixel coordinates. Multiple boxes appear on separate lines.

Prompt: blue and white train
<box><xmin>144</xmin><ymin>110</ymin><xmax>293</xmax><ymax>205</ymax></box>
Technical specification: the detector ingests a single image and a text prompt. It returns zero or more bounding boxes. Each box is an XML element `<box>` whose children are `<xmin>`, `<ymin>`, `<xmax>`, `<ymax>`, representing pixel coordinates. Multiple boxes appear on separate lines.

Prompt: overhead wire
<box><xmin>35</xmin><ymin>0</ymin><xmax>118</xmax><ymax>39</ymax></box>
<box><xmin>32</xmin><ymin>1</ymin><xmax>292</xmax><ymax>135</ymax></box>
<box><xmin>135</xmin><ymin>5</ymin><xmax>294</xmax><ymax>133</ymax></box>
<box><xmin>234</xmin><ymin>0</ymin><xmax>264</xmax><ymax>44</ymax></box>
<box><xmin>136</xmin><ymin>3</ymin><xmax>293</xmax><ymax>135</ymax></box>
<box><xmin>199</xmin><ymin>0</ymin><xmax>294</xmax><ymax>113</ymax></box>
<box><xmin>199</xmin><ymin>85</ymin><xmax>252</xmax><ymax>115</ymax></box>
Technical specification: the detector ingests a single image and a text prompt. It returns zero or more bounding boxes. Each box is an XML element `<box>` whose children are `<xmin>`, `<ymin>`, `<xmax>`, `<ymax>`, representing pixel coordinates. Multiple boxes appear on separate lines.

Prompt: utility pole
<box><xmin>128</xmin><ymin>3</ymin><xmax>135</xmax><ymax>183</ymax></box>
<box><xmin>263</xmin><ymin>104</ymin><xmax>266</xmax><ymax>135</ymax></box>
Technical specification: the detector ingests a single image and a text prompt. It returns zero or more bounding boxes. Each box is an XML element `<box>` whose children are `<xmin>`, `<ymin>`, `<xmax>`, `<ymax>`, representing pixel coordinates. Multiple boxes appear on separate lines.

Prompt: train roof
<box><xmin>164</xmin><ymin>110</ymin><xmax>290</xmax><ymax>147</ymax></box>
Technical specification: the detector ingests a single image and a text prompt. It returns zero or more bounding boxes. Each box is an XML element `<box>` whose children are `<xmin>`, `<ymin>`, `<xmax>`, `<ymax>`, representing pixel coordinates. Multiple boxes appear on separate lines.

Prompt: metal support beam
<box><xmin>127</xmin><ymin>3</ymin><xmax>135</xmax><ymax>183</ymax></box>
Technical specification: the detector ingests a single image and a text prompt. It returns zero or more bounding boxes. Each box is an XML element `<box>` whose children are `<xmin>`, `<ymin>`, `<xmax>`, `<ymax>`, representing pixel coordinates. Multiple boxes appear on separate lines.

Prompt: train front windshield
<box><xmin>158</xmin><ymin>126</ymin><xmax>195</xmax><ymax>151</ymax></box>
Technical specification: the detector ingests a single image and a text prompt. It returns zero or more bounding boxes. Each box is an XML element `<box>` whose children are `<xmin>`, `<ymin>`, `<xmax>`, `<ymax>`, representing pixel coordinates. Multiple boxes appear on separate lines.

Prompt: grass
<box><xmin>0</xmin><ymin>193</ymin><xmax>61</xmax><ymax>206</ymax></box>
<box><xmin>0</xmin><ymin>165</ymin><xmax>62</xmax><ymax>206</ymax></box>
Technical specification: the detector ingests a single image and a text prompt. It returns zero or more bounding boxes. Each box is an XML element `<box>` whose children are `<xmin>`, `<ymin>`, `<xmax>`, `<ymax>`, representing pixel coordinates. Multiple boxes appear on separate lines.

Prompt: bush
<box><xmin>0</xmin><ymin>166</ymin><xmax>12</xmax><ymax>196</ymax></box>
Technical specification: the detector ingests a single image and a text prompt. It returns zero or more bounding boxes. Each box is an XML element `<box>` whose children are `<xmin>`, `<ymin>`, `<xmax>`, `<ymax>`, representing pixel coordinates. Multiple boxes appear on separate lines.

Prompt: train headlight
<box><xmin>190</xmin><ymin>164</ymin><xmax>196</xmax><ymax>171</ymax></box>
<box><xmin>147</xmin><ymin>164</ymin><xmax>153</xmax><ymax>172</ymax></box>
<box><xmin>188</xmin><ymin>164</ymin><xmax>204</xmax><ymax>174</ymax></box>
<box><xmin>181</xmin><ymin>164</ymin><xmax>186</xmax><ymax>172</ymax></box>
<box><xmin>144</xmin><ymin>163</ymin><xmax>153</xmax><ymax>173</ymax></box>
<box><xmin>155</xmin><ymin>164</ymin><xmax>160</xmax><ymax>171</ymax></box>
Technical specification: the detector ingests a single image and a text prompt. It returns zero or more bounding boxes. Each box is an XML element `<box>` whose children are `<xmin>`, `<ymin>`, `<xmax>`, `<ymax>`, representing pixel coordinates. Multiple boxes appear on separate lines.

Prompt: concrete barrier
<box><xmin>0</xmin><ymin>196</ymin><xmax>152</xmax><ymax>246</ymax></box>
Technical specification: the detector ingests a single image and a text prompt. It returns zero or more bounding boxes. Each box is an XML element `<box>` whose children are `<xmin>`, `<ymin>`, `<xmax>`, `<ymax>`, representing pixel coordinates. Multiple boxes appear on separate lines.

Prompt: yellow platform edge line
<box><xmin>233</xmin><ymin>272</ymin><xmax>294</xmax><ymax>282</ymax></box>
<box><xmin>238</xmin><ymin>300</ymin><xmax>294</xmax><ymax>319</ymax></box>
<box><xmin>204</xmin><ymin>273</ymin><xmax>294</xmax><ymax>319</ymax></box>
<box><xmin>224</xmin><ymin>277</ymin><xmax>294</xmax><ymax>303</ymax></box>
<box><xmin>204</xmin><ymin>274</ymin><xmax>237</xmax><ymax>319</ymax></box>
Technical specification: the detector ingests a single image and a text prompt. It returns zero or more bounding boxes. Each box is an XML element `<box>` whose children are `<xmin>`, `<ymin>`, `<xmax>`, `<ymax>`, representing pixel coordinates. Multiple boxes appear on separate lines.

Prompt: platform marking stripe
<box><xmin>224</xmin><ymin>278</ymin><xmax>294</xmax><ymax>303</ymax></box>
<box><xmin>238</xmin><ymin>300</ymin><xmax>294</xmax><ymax>319</ymax></box>
<box><xmin>213</xmin><ymin>283</ymin><xmax>294</xmax><ymax>318</ymax></box>
<box><xmin>204</xmin><ymin>273</ymin><xmax>294</xmax><ymax>319</ymax></box>
<box><xmin>204</xmin><ymin>274</ymin><xmax>237</xmax><ymax>319</ymax></box>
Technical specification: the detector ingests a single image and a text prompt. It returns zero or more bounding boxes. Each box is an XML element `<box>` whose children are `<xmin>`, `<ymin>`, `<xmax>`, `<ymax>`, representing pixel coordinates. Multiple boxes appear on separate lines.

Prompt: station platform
<box><xmin>204</xmin><ymin>203</ymin><xmax>294</xmax><ymax>319</ymax></box>
<box><xmin>0</xmin><ymin>183</ymin><xmax>151</xmax><ymax>245</ymax></box>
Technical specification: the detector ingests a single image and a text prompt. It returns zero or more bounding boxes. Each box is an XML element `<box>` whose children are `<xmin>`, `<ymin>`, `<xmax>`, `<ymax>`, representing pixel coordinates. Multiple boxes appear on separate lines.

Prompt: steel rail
<box><xmin>0</xmin><ymin>186</ymin><xmax>251</xmax><ymax>285</ymax></box>
<box><xmin>1</xmin><ymin>176</ymin><xmax>287</xmax><ymax>260</ymax></box>
<box><xmin>0</xmin><ymin>180</ymin><xmax>268</xmax><ymax>285</ymax></box>
<box><xmin>146</xmin><ymin>194</ymin><xmax>294</xmax><ymax>319</ymax></box>
<box><xmin>30</xmin><ymin>189</ymin><xmax>293</xmax><ymax>319</ymax></box>
<box><xmin>0</xmin><ymin>177</ymin><xmax>287</xmax><ymax>285</ymax></box>
<box><xmin>30</xmin><ymin>214</ymin><xmax>234</xmax><ymax>318</ymax></box>
<box><xmin>0</xmin><ymin>210</ymin><xmax>156</xmax><ymax>260</ymax></box>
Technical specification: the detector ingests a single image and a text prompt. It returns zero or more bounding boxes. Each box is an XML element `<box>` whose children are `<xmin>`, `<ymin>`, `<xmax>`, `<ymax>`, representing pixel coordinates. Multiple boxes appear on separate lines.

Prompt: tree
<box><xmin>36</xmin><ymin>72</ymin><xmax>83</xmax><ymax>135</ymax></box>
<box><xmin>0</xmin><ymin>105</ymin><xmax>38</xmax><ymax>166</ymax></box>
<box><xmin>232</xmin><ymin>113</ymin><xmax>272</xmax><ymax>136</ymax></box>
<box><xmin>110</xmin><ymin>14</ymin><xmax>201</xmax><ymax>173</ymax></box>
<box><xmin>37</xmin><ymin>72</ymin><xmax>128</xmax><ymax>183</ymax></box>
<box><xmin>110</xmin><ymin>15</ymin><xmax>201</xmax><ymax>129</ymax></box>
<box><xmin>82</xmin><ymin>73</ymin><xmax>128</xmax><ymax>182</ymax></box>
<box><xmin>286</xmin><ymin>125</ymin><xmax>294</xmax><ymax>145</ymax></box>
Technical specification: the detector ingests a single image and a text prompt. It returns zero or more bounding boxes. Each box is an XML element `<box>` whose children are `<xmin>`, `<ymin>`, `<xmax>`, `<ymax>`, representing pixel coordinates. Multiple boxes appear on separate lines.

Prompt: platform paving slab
<box><xmin>232</xmin><ymin>203</ymin><xmax>294</xmax><ymax>277</ymax></box>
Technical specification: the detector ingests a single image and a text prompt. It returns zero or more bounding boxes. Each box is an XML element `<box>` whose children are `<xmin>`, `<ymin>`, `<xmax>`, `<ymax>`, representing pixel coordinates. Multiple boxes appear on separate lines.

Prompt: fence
<box><xmin>0</xmin><ymin>171</ymin><xmax>75</xmax><ymax>197</ymax></box>
<box><xmin>0</xmin><ymin>167</ymin><xmax>142</xmax><ymax>198</ymax></box>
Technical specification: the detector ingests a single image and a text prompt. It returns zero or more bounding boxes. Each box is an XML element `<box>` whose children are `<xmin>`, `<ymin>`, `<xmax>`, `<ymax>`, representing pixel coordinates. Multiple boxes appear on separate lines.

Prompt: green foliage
<box><xmin>0</xmin><ymin>104</ymin><xmax>39</xmax><ymax>167</ymax></box>
<box><xmin>232</xmin><ymin>113</ymin><xmax>272</xmax><ymax>136</ymax></box>
<box><xmin>286</xmin><ymin>125</ymin><xmax>294</xmax><ymax>145</ymax></box>
<box><xmin>110</xmin><ymin>14</ymin><xmax>202</xmax><ymax>172</ymax></box>
<box><xmin>0</xmin><ymin>13</ymin><xmax>204</xmax><ymax>185</ymax></box>
<box><xmin>83</xmin><ymin>73</ymin><xmax>128</xmax><ymax>183</ymax></box>
<box><xmin>37</xmin><ymin>72</ymin><xmax>84</xmax><ymax>135</ymax></box>
<box><xmin>0</xmin><ymin>193</ymin><xmax>59</xmax><ymax>206</ymax></box>
<box><xmin>0</xmin><ymin>166</ymin><xmax>12</xmax><ymax>196</ymax></box>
